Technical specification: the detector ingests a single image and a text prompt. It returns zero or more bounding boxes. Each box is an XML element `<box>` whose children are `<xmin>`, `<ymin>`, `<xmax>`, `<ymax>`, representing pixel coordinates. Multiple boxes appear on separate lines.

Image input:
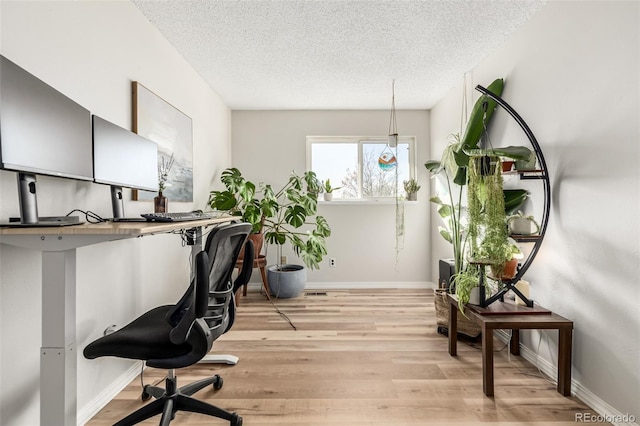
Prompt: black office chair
<box><xmin>84</xmin><ymin>222</ymin><xmax>253</xmax><ymax>426</ymax></box>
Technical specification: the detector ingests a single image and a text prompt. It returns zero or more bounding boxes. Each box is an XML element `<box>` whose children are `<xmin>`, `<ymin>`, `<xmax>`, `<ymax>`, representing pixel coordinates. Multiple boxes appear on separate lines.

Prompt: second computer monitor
<box><xmin>92</xmin><ymin>115</ymin><xmax>158</xmax><ymax>219</ymax></box>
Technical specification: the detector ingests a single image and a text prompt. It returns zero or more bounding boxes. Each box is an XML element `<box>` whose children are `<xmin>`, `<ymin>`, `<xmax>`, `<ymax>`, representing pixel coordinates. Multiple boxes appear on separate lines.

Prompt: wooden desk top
<box><xmin>0</xmin><ymin>215</ymin><xmax>234</xmax><ymax>237</ymax></box>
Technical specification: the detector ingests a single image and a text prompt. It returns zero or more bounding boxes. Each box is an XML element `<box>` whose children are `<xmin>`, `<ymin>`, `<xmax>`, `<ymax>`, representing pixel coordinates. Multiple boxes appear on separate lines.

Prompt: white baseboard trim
<box><xmin>246</xmin><ymin>281</ymin><xmax>436</xmax><ymax>290</ymax></box>
<box><xmin>78</xmin><ymin>362</ymin><xmax>142</xmax><ymax>426</ymax></box>
<box><xmin>495</xmin><ymin>330</ymin><xmax>638</xmax><ymax>426</ymax></box>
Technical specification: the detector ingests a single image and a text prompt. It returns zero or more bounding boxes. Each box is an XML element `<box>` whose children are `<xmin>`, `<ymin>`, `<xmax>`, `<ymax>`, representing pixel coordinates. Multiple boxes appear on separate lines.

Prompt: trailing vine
<box><xmin>467</xmin><ymin>154</ymin><xmax>511</xmax><ymax>275</ymax></box>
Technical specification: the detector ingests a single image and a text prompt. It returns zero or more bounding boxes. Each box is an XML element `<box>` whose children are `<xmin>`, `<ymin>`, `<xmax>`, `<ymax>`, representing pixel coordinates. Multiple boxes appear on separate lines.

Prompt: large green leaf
<box><xmin>424</xmin><ymin>160</ymin><xmax>442</xmax><ymax>173</ymax></box>
<box><xmin>487</xmin><ymin>146</ymin><xmax>533</xmax><ymax>161</ymax></box>
<box><xmin>220</xmin><ymin>168</ymin><xmax>244</xmax><ymax>192</ymax></box>
<box><xmin>315</xmin><ymin>215</ymin><xmax>331</xmax><ymax>237</ymax></box>
<box><xmin>284</xmin><ymin>205</ymin><xmax>307</xmax><ymax>228</ymax></box>
<box><xmin>504</xmin><ymin>189</ymin><xmax>528</xmax><ymax>215</ymax></box>
<box><xmin>208</xmin><ymin>190</ymin><xmax>237</xmax><ymax>211</ymax></box>
<box><xmin>239</xmin><ymin>180</ymin><xmax>255</xmax><ymax>202</ymax></box>
<box><xmin>459</xmin><ymin>78</ymin><xmax>504</xmax><ymax>152</ymax></box>
<box><xmin>438</xmin><ymin>226</ymin><xmax>453</xmax><ymax>244</ymax></box>
<box><xmin>265</xmin><ymin>230</ymin><xmax>287</xmax><ymax>245</ymax></box>
<box><xmin>243</xmin><ymin>202</ymin><xmax>262</xmax><ymax>226</ymax></box>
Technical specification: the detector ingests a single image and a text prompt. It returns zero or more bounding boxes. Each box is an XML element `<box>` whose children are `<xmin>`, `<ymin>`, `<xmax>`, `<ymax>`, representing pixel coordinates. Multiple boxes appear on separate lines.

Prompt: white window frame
<box><xmin>306</xmin><ymin>135</ymin><xmax>417</xmax><ymax>203</ymax></box>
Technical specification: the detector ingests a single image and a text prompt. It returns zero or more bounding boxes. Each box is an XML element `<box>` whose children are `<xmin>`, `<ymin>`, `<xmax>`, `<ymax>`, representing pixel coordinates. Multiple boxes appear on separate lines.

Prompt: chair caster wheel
<box><xmin>213</xmin><ymin>375</ymin><xmax>224</xmax><ymax>390</ymax></box>
<box><xmin>230</xmin><ymin>413</ymin><xmax>243</xmax><ymax>426</ymax></box>
<box><xmin>141</xmin><ymin>385</ymin><xmax>152</xmax><ymax>401</ymax></box>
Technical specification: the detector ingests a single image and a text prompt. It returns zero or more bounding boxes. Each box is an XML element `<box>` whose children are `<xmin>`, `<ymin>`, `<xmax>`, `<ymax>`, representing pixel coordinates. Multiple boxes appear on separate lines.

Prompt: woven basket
<box><xmin>434</xmin><ymin>289</ymin><xmax>481</xmax><ymax>338</ymax></box>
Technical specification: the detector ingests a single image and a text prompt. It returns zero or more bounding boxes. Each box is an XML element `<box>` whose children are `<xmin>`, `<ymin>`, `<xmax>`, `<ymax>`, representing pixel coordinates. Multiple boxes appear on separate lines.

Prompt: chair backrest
<box><xmin>166</xmin><ymin>222</ymin><xmax>251</xmax><ymax>353</ymax></box>
<box><xmin>200</xmin><ymin>222</ymin><xmax>251</xmax><ymax>339</ymax></box>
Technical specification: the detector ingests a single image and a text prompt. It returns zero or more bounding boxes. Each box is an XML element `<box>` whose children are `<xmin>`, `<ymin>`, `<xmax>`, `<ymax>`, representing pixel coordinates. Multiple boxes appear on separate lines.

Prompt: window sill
<box><xmin>318</xmin><ymin>199</ymin><xmax>419</xmax><ymax>205</ymax></box>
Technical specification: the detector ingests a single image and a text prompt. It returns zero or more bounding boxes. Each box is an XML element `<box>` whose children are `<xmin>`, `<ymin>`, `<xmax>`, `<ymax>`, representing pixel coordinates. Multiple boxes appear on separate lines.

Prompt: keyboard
<box><xmin>141</xmin><ymin>211</ymin><xmax>222</xmax><ymax>222</ymax></box>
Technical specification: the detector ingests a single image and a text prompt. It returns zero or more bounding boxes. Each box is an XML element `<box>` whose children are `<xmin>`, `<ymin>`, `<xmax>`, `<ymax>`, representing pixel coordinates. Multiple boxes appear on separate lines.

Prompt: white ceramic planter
<box><xmin>509</xmin><ymin>217</ymin><xmax>538</xmax><ymax>235</ymax></box>
<box><xmin>468</xmin><ymin>287</ymin><xmax>480</xmax><ymax>305</ymax></box>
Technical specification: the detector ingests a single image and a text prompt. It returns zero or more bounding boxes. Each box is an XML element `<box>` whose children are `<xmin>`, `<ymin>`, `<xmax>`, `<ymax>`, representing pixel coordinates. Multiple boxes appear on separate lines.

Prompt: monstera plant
<box><xmin>208</xmin><ymin>168</ymin><xmax>331</xmax><ymax>270</ymax></box>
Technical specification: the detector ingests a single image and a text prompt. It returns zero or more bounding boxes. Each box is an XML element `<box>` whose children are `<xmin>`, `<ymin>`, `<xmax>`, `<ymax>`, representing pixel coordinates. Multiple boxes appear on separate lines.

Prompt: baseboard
<box><xmin>246</xmin><ymin>281</ymin><xmax>436</xmax><ymax>290</ymax></box>
<box><xmin>78</xmin><ymin>362</ymin><xmax>142</xmax><ymax>425</ymax></box>
<box><xmin>495</xmin><ymin>331</ymin><xmax>639</xmax><ymax>426</ymax></box>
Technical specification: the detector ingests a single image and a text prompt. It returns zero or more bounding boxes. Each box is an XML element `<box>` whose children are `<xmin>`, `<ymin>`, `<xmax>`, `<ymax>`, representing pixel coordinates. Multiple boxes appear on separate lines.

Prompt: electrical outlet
<box><xmin>330</xmin><ymin>258</ymin><xmax>336</xmax><ymax>267</ymax></box>
<box><xmin>280</xmin><ymin>255</ymin><xmax>287</xmax><ymax>264</ymax></box>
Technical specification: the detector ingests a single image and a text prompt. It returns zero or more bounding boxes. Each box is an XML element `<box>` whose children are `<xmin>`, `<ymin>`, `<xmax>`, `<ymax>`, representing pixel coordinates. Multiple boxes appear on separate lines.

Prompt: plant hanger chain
<box><xmin>388</xmin><ymin>79</ymin><xmax>397</xmax><ymax>136</ymax></box>
<box><xmin>460</xmin><ymin>73</ymin><xmax>468</xmax><ymax>136</ymax></box>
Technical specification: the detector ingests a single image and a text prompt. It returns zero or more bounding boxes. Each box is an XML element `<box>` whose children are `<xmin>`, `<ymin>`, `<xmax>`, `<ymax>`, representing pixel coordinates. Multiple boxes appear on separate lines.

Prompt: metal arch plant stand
<box><xmin>474</xmin><ymin>85</ymin><xmax>551</xmax><ymax>308</ymax></box>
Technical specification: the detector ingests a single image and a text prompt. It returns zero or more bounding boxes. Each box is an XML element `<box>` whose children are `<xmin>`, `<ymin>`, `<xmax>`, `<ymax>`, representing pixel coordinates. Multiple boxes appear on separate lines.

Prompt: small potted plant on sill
<box><xmin>321</xmin><ymin>179</ymin><xmax>342</xmax><ymax>201</ymax></box>
<box><xmin>403</xmin><ymin>178</ymin><xmax>421</xmax><ymax>201</ymax></box>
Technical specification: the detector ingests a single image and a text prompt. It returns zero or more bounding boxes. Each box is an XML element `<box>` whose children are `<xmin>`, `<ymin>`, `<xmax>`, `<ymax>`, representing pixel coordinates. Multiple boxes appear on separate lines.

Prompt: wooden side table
<box><xmin>447</xmin><ymin>293</ymin><xmax>573</xmax><ymax>397</ymax></box>
<box><xmin>235</xmin><ymin>254</ymin><xmax>270</xmax><ymax>305</ymax></box>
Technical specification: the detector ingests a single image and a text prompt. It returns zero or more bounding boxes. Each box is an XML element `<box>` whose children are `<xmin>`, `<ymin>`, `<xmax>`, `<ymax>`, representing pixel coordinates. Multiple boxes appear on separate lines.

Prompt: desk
<box><xmin>0</xmin><ymin>217</ymin><xmax>232</xmax><ymax>426</ymax></box>
<box><xmin>447</xmin><ymin>293</ymin><xmax>573</xmax><ymax>397</ymax></box>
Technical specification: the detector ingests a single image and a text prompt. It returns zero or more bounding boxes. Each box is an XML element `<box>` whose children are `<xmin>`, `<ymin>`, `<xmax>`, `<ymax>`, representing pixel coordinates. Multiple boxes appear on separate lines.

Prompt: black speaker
<box><xmin>438</xmin><ymin>259</ymin><xmax>455</xmax><ymax>290</ymax></box>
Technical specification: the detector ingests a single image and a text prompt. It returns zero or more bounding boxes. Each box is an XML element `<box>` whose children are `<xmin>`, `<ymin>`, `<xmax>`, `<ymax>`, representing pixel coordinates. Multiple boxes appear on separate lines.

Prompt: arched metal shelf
<box><xmin>474</xmin><ymin>85</ymin><xmax>551</xmax><ymax>308</ymax></box>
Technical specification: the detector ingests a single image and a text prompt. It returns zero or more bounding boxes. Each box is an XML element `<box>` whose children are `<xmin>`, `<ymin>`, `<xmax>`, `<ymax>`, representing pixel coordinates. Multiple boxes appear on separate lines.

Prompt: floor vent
<box><xmin>305</xmin><ymin>291</ymin><xmax>328</xmax><ymax>296</ymax></box>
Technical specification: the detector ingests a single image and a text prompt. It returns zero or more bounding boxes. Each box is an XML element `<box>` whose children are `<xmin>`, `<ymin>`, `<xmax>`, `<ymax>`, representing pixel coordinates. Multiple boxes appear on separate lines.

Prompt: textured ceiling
<box><xmin>131</xmin><ymin>0</ymin><xmax>546</xmax><ymax>110</ymax></box>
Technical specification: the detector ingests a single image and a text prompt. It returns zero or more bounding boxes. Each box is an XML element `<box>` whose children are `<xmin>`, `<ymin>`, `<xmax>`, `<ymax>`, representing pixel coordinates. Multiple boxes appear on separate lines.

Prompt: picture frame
<box><xmin>132</xmin><ymin>81</ymin><xmax>193</xmax><ymax>202</ymax></box>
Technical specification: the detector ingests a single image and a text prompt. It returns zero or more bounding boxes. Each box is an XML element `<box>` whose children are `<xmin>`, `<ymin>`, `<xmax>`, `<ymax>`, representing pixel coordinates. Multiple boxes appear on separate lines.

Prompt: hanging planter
<box><xmin>467</xmin><ymin>154</ymin><xmax>512</xmax><ymax>272</ymax></box>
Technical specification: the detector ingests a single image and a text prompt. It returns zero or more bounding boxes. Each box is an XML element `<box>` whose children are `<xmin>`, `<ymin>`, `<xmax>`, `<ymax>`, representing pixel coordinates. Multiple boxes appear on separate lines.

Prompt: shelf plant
<box><xmin>425</xmin><ymin>78</ymin><xmax>505</xmax><ymax>278</ymax></box>
<box><xmin>403</xmin><ymin>178</ymin><xmax>421</xmax><ymax>201</ymax></box>
<box><xmin>321</xmin><ymin>179</ymin><xmax>342</xmax><ymax>201</ymax></box>
<box><xmin>208</xmin><ymin>168</ymin><xmax>331</xmax><ymax>269</ymax></box>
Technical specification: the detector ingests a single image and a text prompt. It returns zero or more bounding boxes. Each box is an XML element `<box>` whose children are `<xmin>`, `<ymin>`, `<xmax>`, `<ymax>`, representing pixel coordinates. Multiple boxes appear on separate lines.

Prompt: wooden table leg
<box><xmin>448</xmin><ymin>300</ymin><xmax>458</xmax><ymax>356</ymax></box>
<box><xmin>510</xmin><ymin>329</ymin><xmax>520</xmax><ymax>356</ymax></box>
<box><xmin>482</xmin><ymin>324</ymin><xmax>494</xmax><ymax>397</ymax></box>
<box><xmin>558</xmin><ymin>327</ymin><xmax>572</xmax><ymax>396</ymax></box>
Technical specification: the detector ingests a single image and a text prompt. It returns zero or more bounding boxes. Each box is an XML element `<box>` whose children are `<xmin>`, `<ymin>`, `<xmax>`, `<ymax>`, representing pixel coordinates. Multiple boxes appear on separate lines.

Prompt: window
<box><xmin>307</xmin><ymin>136</ymin><xmax>416</xmax><ymax>200</ymax></box>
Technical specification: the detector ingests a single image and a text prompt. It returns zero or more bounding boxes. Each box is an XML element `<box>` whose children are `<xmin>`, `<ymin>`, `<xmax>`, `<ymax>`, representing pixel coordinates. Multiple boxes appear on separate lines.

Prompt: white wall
<box><xmin>231</xmin><ymin>110</ymin><xmax>431</xmax><ymax>286</ymax></box>
<box><xmin>430</xmin><ymin>0</ymin><xmax>639</xmax><ymax>421</ymax></box>
<box><xmin>0</xmin><ymin>1</ymin><xmax>230</xmax><ymax>424</ymax></box>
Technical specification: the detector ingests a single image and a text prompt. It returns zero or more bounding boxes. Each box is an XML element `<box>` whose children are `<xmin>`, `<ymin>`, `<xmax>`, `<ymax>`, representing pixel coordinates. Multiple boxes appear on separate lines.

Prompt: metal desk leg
<box><xmin>41</xmin><ymin>249</ymin><xmax>77</xmax><ymax>426</ymax></box>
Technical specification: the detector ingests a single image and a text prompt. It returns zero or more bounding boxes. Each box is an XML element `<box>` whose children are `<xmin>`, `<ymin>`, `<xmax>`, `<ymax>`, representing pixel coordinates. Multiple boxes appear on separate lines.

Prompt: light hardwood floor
<box><xmin>86</xmin><ymin>288</ymin><xmax>607</xmax><ymax>425</ymax></box>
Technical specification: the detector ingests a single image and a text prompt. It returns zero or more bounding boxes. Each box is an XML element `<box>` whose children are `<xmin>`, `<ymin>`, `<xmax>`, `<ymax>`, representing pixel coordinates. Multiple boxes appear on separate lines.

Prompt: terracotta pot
<box><xmin>490</xmin><ymin>258</ymin><xmax>519</xmax><ymax>280</ymax></box>
<box><xmin>501</xmin><ymin>160</ymin><xmax>515</xmax><ymax>172</ymax></box>
<box><xmin>239</xmin><ymin>232</ymin><xmax>264</xmax><ymax>260</ymax></box>
<box><xmin>501</xmin><ymin>258</ymin><xmax>518</xmax><ymax>279</ymax></box>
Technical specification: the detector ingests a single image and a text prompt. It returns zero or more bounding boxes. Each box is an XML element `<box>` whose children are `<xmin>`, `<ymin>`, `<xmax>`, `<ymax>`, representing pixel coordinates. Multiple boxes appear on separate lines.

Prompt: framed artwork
<box><xmin>132</xmin><ymin>81</ymin><xmax>193</xmax><ymax>202</ymax></box>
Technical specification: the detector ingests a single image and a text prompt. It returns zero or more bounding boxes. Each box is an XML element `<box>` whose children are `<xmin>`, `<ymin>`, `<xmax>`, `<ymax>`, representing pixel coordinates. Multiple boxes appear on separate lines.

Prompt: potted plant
<box><xmin>508</xmin><ymin>210</ymin><xmax>540</xmax><ymax>235</ymax></box>
<box><xmin>425</xmin><ymin>78</ymin><xmax>505</xmax><ymax>277</ymax></box>
<box><xmin>426</xmin><ymin>77</ymin><xmax>505</xmax><ymax>336</ymax></box>
<box><xmin>490</xmin><ymin>238</ymin><xmax>524</xmax><ymax>279</ymax></box>
<box><xmin>321</xmin><ymin>179</ymin><xmax>341</xmax><ymax>201</ymax></box>
<box><xmin>467</xmin><ymin>154</ymin><xmax>512</xmax><ymax>271</ymax></box>
<box><xmin>403</xmin><ymin>178</ymin><xmax>421</xmax><ymax>201</ymax></box>
<box><xmin>208</xmin><ymin>168</ymin><xmax>332</xmax><ymax>297</ymax></box>
<box><xmin>451</xmin><ymin>265</ymin><xmax>482</xmax><ymax>313</ymax></box>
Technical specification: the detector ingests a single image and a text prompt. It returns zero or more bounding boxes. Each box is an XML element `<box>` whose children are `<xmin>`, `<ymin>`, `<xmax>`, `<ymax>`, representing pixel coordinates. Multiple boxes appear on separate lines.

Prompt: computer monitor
<box><xmin>92</xmin><ymin>115</ymin><xmax>158</xmax><ymax>220</ymax></box>
<box><xmin>0</xmin><ymin>55</ymin><xmax>93</xmax><ymax>226</ymax></box>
